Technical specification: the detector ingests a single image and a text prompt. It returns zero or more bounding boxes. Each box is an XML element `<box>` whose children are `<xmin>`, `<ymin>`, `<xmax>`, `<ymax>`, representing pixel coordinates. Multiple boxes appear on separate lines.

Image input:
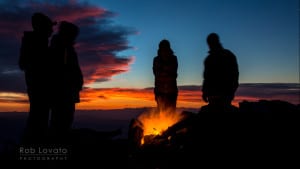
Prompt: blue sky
<box><xmin>0</xmin><ymin>0</ymin><xmax>299</xmax><ymax>111</ymax></box>
<box><xmin>87</xmin><ymin>0</ymin><xmax>299</xmax><ymax>88</ymax></box>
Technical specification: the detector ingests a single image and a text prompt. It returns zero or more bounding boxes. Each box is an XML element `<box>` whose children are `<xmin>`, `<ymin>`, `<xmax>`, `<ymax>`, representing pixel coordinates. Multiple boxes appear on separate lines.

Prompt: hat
<box><xmin>32</xmin><ymin>12</ymin><xmax>57</xmax><ymax>30</ymax></box>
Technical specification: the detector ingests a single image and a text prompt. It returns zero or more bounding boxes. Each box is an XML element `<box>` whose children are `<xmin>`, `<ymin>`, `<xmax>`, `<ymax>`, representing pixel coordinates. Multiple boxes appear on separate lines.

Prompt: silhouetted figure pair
<box><xmin>153</xmin><ymin>39</ymin><xmax>178</xmax><ymax>113</ymax></box>
<box><xmin>19</xmin><ymin>12</ymin><xmax>83</xmax><ymax>144</ymax></box>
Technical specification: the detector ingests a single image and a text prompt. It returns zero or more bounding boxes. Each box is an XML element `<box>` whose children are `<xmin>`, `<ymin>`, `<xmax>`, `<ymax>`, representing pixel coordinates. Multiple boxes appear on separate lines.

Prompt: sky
<box><xmin>0</xmin><ymin>0</ymin><xmax>299</xmax><ymax>111</ymax></box>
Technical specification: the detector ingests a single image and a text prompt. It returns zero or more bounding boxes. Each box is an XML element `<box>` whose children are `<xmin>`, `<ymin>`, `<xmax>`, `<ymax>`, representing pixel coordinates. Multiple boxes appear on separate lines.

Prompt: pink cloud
<box><xmin>0</xmin><ymin>0</ymin><xmax>137</xmax><ymax>93</ymax></box>
<box><xmin>28</xmin><ymin>1</ymin><xmax>110</xmax><ymax>24</ymax></box>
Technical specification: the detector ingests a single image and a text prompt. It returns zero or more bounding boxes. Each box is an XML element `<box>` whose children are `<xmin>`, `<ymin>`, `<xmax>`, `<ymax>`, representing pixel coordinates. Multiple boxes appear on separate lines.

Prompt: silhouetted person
<box><xmin>197</xmin><ymin>33</ymin><xmax>241</xmax><ymax>165</ymax></box>
<box><xmin>19</xmin><ymin>12</ymin><xmax>56</xmax><ymax>144</ymax></box>
<box><xmin>153</xmin><ymin>39</ymin><xmax>178</xmax><ymax>112</ymax></box>
<box><xmin>49</xmin><ymin>21</ymin><xmax>83</xmax><ymax>140</ymax></box>
<box><xmin>202</xmin><ymin>33</ymin><xmax>239</xmax><ymax>109</ymax></box>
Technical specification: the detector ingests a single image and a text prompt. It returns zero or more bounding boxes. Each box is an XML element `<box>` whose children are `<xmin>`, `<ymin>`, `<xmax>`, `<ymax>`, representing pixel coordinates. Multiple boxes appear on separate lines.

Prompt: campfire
<box><xmin>130</xmin><ymin>107</ymin><xmax>186</xmax><ymax>146</ymax></box>
<box><xmin>127</xmin><ymin>106</ymin><xmax>198</xmax><ymax>169</ymax></box>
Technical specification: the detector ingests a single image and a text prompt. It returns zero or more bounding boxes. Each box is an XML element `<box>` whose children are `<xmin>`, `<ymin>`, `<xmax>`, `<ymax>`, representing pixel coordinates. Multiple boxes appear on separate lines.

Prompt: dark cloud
<box><xmin>236</xmin><ymin>83</ymin><xmax>300</xmax><ymax>98</ymax></box>
<box><xmin>175</xmin><ymin>84</ymin><xmax>299</xmax><ymax>103</ymax></box>
<box><xmin>0</xmin><ymin>0</ymin><xmax>136</xmax><ymax>93</ymax></box>
<box><xmin>178</xmin><ymin>85</ymin><xmax>202</xmax><ymax>91</ymax></box>
<box><xmin>148</xmin><ymin>84</ymin><xmax>300</xmax><ymax>105</ymax></box>
<box><xmin>0</xmin><ymin>71</ymin><xmax>26</xmax><ymax>93</ymax></box>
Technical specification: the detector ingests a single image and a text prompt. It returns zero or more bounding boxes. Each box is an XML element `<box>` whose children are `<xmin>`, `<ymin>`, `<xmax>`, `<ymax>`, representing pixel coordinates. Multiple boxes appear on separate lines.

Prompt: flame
<box><xmin>137</xmin><ymin>108</ymin><xmax>183</xmax><ymax>144</ymax></box>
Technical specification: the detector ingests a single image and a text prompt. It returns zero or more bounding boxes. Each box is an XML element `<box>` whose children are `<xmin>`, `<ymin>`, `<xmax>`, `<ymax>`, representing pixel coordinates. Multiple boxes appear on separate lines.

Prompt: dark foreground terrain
<box><xmin>1</xmin><ymin>100</ymin><xmax>299</xmax><ymax>169</ymax></box>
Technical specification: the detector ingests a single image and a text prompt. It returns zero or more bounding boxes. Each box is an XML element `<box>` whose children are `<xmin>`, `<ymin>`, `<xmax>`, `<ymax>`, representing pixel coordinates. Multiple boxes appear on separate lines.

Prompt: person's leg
<box><xmin>170</xmin><ymin>93</ymin><xmax>178</xmax><ymax>111</ymax></box>
<box><xmin>23</xmin><ymin>90</ymin><xmax>50</xmax><ymax>144</ymax></box>
<box><xmin>225</xmin><ymin>95</ymin><xmax>234</xmax><ymax>106</ymax></box>
<box><xmin>50</xmin><ymin>100</ymin><xmax>74</xmax><ymax>142</ymax></box>
<box><xmin>51</xmin><ymin>102</ymin><xmax>74</xmax><ymax>130</ymax></box>
<box><xmin>155</xmin><ymin>93</ymin><xmax>164</xmax><ymax>112</ymax></box>
<box><xmin>160</xmin><ymin>94</ymin><xmax>170</xmax><ymax>112</ymax></box>
<box><xmin>60</xmin><ymin>101</ymin><xmax>75</xmax><ymax>132</ymax></box>
<box><xmin>163</xmin><ymin>93</ymin><xmax>177</xmax><ymax>113</ymax></box>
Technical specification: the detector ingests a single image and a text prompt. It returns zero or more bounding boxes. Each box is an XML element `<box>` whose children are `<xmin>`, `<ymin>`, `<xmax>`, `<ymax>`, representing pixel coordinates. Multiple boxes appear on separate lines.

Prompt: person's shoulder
<box><xmin>171</xmin><ymin>54</ymin><xmax>178</xmax><ymax>60</ymax></box>
<box><xmin>23</xmin><ymin>31</ymin><xmax>33</xmax><ymax>35</ymax></box>
<box><xmin>153</xmin><ymin>55</ymin><xmax>159</xmax><ymax>60</ymax></box>
<box><xmin>22</xmin><ymin>31</ymin><xmax>34</xmax><ymax>38</ymax></box>
<box><xmin>204</xmin><ymin>54</ymin><xmax>211</xmax><ymax>62</ymax></box>
<box><xmin>21</xmin><ymin>31</ymin><xmax>37</xmax><ymax>44</ymax></box>
<box><xmin>223</xmin><ymin>49</ymin><xmax>233</xmax><ymax>53</ymax></box>
<box><xmin>223</xmin><ymin>49</ymin><xmax>237</xmax><ymax>58</ymax></box>
<box><xmin>223</xmin><ymin>49</ymin><xmax>235</xmax><ymax>55</ymax></box>
<box><xmin>153</xmin><ymin>56</ymin><xmax>159</xmax><ymax>64</ymax></box>
<box><xmin>50</xmin><ymin>34</ymin><xmax>62</xmax><ymax>45</ymax></box>
<box><xmin>51</xmin><ymin>34</ymin><xmax>60</xmax><ymax>41</ymax></box>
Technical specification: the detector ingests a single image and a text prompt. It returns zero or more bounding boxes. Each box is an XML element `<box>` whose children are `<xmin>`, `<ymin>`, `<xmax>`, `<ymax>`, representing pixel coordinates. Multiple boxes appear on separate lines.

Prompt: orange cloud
<box><xmin>0</xmin><ymin>92</ymin><xmax>29</xmax><ymax>112</ymax></box>
<box><xmin>76</xmin><ymin>87</ymin><xmax>204</xmax><ymax>110</ymax></box>
<box><xmin>0</xmin><ymin>84</ymin><xmax>299</xmax><ymax>112</ymax></box>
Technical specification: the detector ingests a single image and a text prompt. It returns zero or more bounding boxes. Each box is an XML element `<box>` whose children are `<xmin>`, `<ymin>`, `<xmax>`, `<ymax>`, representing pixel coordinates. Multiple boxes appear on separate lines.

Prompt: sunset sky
<box><xmin>0</xmin><ymin>0</ymin><xmax>299</xmax><ymax>112</ymax></box>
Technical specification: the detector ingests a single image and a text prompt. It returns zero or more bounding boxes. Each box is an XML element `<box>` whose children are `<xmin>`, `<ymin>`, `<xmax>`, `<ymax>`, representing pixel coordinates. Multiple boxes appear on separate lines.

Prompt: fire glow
<box><xmin>137</xmin><ymin>108</ymin><xmax>183</xmax><ymax>145</ymax></box>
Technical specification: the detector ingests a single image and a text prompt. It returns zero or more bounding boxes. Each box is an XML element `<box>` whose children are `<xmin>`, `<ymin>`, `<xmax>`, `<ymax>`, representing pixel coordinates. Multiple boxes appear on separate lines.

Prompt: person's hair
<box><xmin>159</xmin><ymin>39</ymin><xmax>171</xmax><ymax>49</ymax></box>
<box><xmin>31</xmin><ymin>12</ymin><xmax>55</xmax><ymax>31</ymax></box>
<box><xmin>158</xmin><ymin>39</ymin><xmax>174</xmax><ymax>55</ymax></box>
<box><xmin>59</xmin><ymin>21</ymin><xmax>79</xmax><ymax>38</ymax></box>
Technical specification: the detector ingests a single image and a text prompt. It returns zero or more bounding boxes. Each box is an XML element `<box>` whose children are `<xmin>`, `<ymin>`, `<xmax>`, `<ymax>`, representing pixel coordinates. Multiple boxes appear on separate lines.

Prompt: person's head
<box><xmin>158</xmin><ymin>39</ymin><xmax>173</xmax><ymax>57</ymax></box>
<box><xmin>159</xmin><ymin>39</ymin><xmax>171</xmax><ymax>49</ymax></box>
<box><xmin>31</xmin><ymin>12</ymin><xmax>56</xmax><ymax>37</ymax></box>
<box><xmin>58</xmin><ymin>21</ymin><xmax>79</xmax><ymax>45</ymax></box>
<box><xmin>207</xmin><ymin>33</ymin><xmax>223</xmax><ymax>50</ymax></box>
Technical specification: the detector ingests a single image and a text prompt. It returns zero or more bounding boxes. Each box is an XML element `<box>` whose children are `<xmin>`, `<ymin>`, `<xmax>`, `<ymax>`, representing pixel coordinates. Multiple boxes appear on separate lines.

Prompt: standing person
<box><xmin>153</xmin><ymin>39</ymin><xmax>178</xmax><ymax>113</ymax></box>
<box><xmin>202</xmin><ymin>33</ymin><xmax>239</xmax><ymax>108</ymax></box>
<box><xmin>199</xmin><ymin>33</ymin><xmax>240</xmax><ymax>161</ymax></box>
<box><xmin>19</xmin><ymin>12</ymin><xmax>56</xmax><ymax>144</ymax></box>
<box><xmin>49</xmin><ymin>21</ymin><xmax>83</xmax><ymax>139</ymax></box>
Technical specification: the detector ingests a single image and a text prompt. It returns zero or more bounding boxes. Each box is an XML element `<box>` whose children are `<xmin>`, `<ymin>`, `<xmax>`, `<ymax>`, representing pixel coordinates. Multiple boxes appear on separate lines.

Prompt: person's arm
<box><xmin>202</xmin><ymin>58</ymin><xmax>209</xmax><ymax>102</ymax></box>
<box><xmin>232</xmin><ymin>54</ymin><xmax>239</xmax><ymax>89</ymax></box>
<box><xmin>173</xmin><ymin>55</ymin><xmax>178</xmax><ymax>78</ymax></box>
<box><xmin>73</xmin><ymin>50</ymin><xmax>84</xmax><ymax>91</ymax></box>
<box><xmin>19</xmin><ymin>36</ymin><xmax>29</xmax><ymax>71</ymax></box>
<box><xmin>153</xmin><ymin>57</ymin><xmax>158</xmax><ymax>76</ymax></box>
<box><xmin>227</xmin><ymin>50</ymin><xmax>239</xmax><ymax>91</ymax></box>
<box><xmin>164</xmin><ymin>55</ymin><xmax>178</xmax><ymax>78</ymax></box>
